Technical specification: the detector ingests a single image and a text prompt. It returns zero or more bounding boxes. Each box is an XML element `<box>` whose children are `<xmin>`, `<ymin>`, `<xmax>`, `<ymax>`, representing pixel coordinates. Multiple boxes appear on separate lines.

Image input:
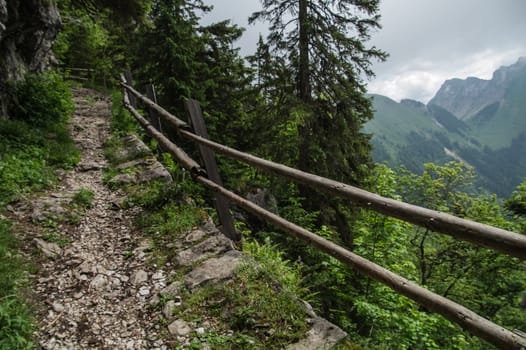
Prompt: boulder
<box><xmin>184</xmin><ymin>250</ymin><xmax>243</xmax><ymax>290</ymax></box>
<box><xmin>286</xmin><ymin>317</ymin><xmax>347</xmax><ymax>350</ymax></box>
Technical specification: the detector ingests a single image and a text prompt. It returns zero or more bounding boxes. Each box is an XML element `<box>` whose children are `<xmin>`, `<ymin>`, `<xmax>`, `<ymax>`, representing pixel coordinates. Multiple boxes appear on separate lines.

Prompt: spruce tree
<box><xmin>250</xmin><ymin>0</ymin><xmax>387</xmax><ymax>246</ymax></box>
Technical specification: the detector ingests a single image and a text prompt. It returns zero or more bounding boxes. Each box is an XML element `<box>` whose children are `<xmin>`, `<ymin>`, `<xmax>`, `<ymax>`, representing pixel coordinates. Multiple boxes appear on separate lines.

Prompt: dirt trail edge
<box><xmin>21</xmin><ymin>87</ymin><xmax>167</xmax><ymax>349</ymax></box>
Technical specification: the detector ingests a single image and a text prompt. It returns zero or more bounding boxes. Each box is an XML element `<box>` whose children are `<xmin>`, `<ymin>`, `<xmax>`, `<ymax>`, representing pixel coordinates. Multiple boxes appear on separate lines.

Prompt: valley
<box><xmin>365</xmin><ymin>57</ymin><xmax>526</xmax><ymax>196</ymax></box>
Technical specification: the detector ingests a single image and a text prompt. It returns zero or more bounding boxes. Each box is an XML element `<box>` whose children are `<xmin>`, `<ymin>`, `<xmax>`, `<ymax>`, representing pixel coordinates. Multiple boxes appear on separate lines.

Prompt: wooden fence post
<box><xmin>145</xmin><ymin>84</ymin><xmax>164</xmax><ymax>152</ymax></box>
<box><xmin>123</xmin><ymin>70</ymin><xmax>137</xmax><ymax>108</ymax></box>
<box><xmin>184</xmin><ymin>99</ymin><xmax>240</xmax><ymax>243</ymax></box>
<box><xmin>146</xmin><ymin>84</ymin><xmax>163</xmax><ymax>134</ymax></box>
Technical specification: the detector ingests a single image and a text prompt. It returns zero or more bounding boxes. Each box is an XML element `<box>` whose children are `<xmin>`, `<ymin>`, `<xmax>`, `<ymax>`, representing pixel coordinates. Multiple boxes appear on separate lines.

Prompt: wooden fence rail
<box><xmin>120</xmin><ymin>80</ymin><xmax>526</xmax><ymax>261</ymax></box>
<box><xmin>120</xmin><ymin>76</ymin><xmax>526</xmax><ymax>350</ymax></box>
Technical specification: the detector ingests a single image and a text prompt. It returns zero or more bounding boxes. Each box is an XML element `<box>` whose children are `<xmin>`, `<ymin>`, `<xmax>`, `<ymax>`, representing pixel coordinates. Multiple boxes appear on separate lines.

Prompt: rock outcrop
<box><xmin>429</xmin><ymin>57</ymin><xmax>526</xmax><ymax>120</ymax></box>
<box><xmin>0</xmin><ymin>0</ymin><xmax>61</xmax><ymax>117</ymax></box>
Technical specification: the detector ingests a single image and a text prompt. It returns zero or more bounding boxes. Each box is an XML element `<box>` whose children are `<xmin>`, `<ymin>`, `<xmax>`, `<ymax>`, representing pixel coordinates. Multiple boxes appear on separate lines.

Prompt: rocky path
<box><xmin>16</xmin><ymin>88</ymin><xmax>167</xmax><ymax>349</ymax></box>
<box><xmin>7</xmin><ymin>87</ymin><xmax>347</xmax><ymax>350</ymax></box>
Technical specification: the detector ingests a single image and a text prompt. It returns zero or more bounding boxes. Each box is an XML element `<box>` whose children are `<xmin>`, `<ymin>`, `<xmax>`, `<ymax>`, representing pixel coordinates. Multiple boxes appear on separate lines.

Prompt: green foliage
<box><xmin>72</xmin><ymin>188</ymin><xmax>95</xmax><ymax>209</ymax></box>
<box><xmin>175</xmin><ymin>261</ymin><xmax>308</xmax><ymax>349</ymax></box>
<box><xmin>0</xmin><ymin>74</ymin><xmax>78</xmax><ymax>205</ymax></box>
<box><xmin>58</xmin><ymin>0</ymin><xmax>151</xmax><ymax>23</ymax></box>
<box><xmin>110</xmin><ymin>91</ymin><xmax>140</xmax><ymax>136</ymax></box>
<box><xmin>0</xmin><ymin>220</ymin><xmax>34</xmax><ymax>349</ymax></box>
<box><xmin>135</xmin><ymin>202</ymin><xmax>205</xmax><ymax>239</ymax></box>
<box><xmin>0</xmin><ymin>296</ymin><xmax>34</xmax><ymax>350</ymax></box>
<box><xmin>347</xmin><ymin>162</ymin><xmax>526</xmax><ymax>349</ymax></box>
<box><xmin>55</xmin><ymin>0</ymin><xmax>153</xmax><ymax>87</ymax></box>
<box><xmin>9</xmin><ymin>72</ymin><xmax>74</xmax><ymax>127</ymax></box>
<box><xmin>243</xmin><ymin>237</ymin><xmax>304</xmax><ymax>296</ymax></box>
<box><xmin>246</xmin><ymin>0</ymin><xmax>387</xmax><ymax>248</ymax></box>
<box><xmin>0</xmin><ymin>70</ymin><xmax>80</xmax><ymax>348</ymax></box>
<box><xmin>0</xmin><ymin>140</ymin><xmax>54</xmax><ymax>206</ymax></box>
<box><xmin>505</xmin><ymin>179</ymin><xmax>526</xmax><ymax>216</ymax></box>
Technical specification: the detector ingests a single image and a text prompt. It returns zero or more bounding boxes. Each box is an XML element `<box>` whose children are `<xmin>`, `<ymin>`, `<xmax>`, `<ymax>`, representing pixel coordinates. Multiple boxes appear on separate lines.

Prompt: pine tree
<box><xmin>250</xmin><ymin>0</ymin><xmax>387</xmax><ymax>245</ymax></box>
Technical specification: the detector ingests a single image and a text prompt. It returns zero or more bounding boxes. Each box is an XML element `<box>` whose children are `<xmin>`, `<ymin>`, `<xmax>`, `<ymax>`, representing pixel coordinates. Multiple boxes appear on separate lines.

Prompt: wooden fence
<box><xmin>120</xmin><ymin>74</ymin><xmax>526</xmax><ymax>350</ymax></box>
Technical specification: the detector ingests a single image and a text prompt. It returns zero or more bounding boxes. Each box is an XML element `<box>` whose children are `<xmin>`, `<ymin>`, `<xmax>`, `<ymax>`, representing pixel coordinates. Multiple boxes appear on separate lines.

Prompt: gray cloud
<box><xmin>372</xmin><ymin>0</ymin><xmax>526</xmax><ymax>75</ymax></box>
<box><xmin>203</xmin><ymin>0</ymin><xmax>526</xmax><ymax>101</ymax></box>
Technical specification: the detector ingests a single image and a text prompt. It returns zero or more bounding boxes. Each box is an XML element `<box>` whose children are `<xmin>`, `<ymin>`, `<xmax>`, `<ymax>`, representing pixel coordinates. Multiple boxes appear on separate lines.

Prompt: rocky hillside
<box><xmin>0</xmin><ymin>0</ymin><xmax>60</xmax><ymax>117</ymax></box>
<box><xmin>429</xmin><ymin>57</ymin><xmax>526</xmax><ymax>121</ymax></box>
<box><xmin>365</xmin><ymin>57</ymin><xmax>526</xmax><ymax>196</ymax></box>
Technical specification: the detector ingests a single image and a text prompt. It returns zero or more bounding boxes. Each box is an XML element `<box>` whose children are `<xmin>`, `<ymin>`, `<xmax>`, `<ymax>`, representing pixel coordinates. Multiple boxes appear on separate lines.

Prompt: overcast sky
<box><xmin>202</xmin><ymin>0</ymin><xmax>526</xmax><ymax>103</ymax></box>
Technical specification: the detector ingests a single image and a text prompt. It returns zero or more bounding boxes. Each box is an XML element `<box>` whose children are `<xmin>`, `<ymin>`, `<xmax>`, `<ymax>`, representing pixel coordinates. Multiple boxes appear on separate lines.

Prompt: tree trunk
<box><xmin>298</xmin><ymin>0</ymin><xmax>310</xmax><ymax>102</ymax></box>
<box><xmin>297</xmin><ymin>0</ymin><xmax>311</xmax><ymax>174</ymax></box>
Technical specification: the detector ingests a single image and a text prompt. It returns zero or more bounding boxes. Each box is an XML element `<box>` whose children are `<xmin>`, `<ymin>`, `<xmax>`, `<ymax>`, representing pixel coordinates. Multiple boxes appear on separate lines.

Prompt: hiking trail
<box><xmin>11</xmin><ymin>87</ymin><xmax>167</xmax><ymax>349</ymax></box>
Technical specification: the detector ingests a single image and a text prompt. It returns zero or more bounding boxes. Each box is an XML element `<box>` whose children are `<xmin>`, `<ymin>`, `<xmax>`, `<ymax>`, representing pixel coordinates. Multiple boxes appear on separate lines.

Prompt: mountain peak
<box><xmin>428</xmin><ymin>57</ymin><xmax>526</xmax><ymax>120</ymax></box>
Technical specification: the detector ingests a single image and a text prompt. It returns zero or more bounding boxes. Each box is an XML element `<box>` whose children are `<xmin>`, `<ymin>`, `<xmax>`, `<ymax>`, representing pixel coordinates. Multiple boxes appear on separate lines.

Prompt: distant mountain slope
<box><xmin>429</xmin><ymin>57</ymin><xmax>526</xmax><ymax>121</ymax></box>
<box><xmin>365</xmin><ymin>57</ymin><xmax>526</xmax><ymax>196</ymax></box>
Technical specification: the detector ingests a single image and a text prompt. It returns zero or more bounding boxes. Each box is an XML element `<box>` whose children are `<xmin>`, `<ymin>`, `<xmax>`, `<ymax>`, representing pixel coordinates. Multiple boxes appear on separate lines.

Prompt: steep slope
<box><xmin>429</xmin><ymin>57</ymin><xmax>526</xmax><ymax>122</ymax></box>
<box><xmin>467</xmin><ymin>63</ymin><xmax>526</xmax><ymax>149</ymax></box>
<box><xmin>365</xmin><ymin>94</ymin><xmax>478</xmax><ymax>174</ymax></box>
<box><xmin>364</xmin><ymin>95</ymin><xmax>442</xmax><ymax>164</ymax></box>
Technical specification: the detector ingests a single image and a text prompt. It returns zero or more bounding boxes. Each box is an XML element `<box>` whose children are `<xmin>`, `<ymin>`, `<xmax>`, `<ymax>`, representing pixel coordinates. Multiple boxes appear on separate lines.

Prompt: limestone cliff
<box><xmin>428</xmin><ymin>57</ymin><xmax>526</xmax><ymax>120</ymax></box>
<box><xmin>0</xmin><ymin>0</ymin><xmax>61</xmax><ymax>118</ymax></box>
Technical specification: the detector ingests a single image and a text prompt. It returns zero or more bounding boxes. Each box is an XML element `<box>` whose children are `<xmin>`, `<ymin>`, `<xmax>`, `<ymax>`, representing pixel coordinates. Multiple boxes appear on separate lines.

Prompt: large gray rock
<box><xmin>247</xmin><ymin>188</ymin><xmax>278</xmax><ymax>213</ymax></box>
<box><xmin>167</xmin><ymin>319</ymin><xmax>192</xmax><ymax>337</ymax></box>
<box><xmin>0</xmin><ymin>0</ymin><xmax>61</xmax><ymax>117</ymax></box>
<box><xmin>176</xmin><ymin>232</ymin><xmax>232</xmax><ymax>267</ymax></box>
<box><xmin>116</xmin><ymin>136</ymin><xmax>152</xmax><ymax>162</ymax></box>
<box><xmin>184</xmin><ymin>250</ymin><xmax>243</xmax><ymax>290</ymax></box>
<box><xmin>34</xmin><ymin>238</ymin><xmax>62</xmax><ymax>258</ymax></box>
<box><xmin>286</xmin><ymin>316</ymin><xmax>347</xmax><ymax>350</ymax></box>
<box><xmin>110</xmin><ymin>136</ymin><xmax>172</xmax><ymax>184</ymax></box>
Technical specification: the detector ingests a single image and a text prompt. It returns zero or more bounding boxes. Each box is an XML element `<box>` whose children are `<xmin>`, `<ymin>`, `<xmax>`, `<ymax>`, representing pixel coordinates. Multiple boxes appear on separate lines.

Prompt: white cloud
<box><xmin>368</xmin><ymin>48</ymin><xmax>526</xmax><ymax>103</ymax></box>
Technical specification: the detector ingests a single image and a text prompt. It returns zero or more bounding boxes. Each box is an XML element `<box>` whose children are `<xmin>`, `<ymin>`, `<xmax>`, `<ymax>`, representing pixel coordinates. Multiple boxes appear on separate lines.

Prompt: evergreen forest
<box><xmin>0</xmin><ymin>0</ymin><xmax>525</xmax><ymax>349</ymax></box>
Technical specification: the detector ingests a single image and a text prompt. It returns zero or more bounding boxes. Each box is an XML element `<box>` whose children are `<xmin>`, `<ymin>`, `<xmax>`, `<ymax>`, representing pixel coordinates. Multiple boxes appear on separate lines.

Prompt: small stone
<box><xmin>108</xmin><ymin>173</ymin><xmax>135</xmax><ymax>185</ymax></box>
<box><xmin>184</xmin><ymin>251</ymin><xmax>242</xmax><ymax>290</ymax></box>
<box><xmin>149</xmin><ymin>294</ymin><xmax>160</xmax><ymax>306</ymax></box>
<box><xmin>119</xmin><ymin>274</ymin><xmax>129</xmax><ymax>283</ymax></box>
<box><xmin>52</xmin><ymin>302</ymin><xmax>65</xmax><ymax>313</ymax></box>
<box><xmin>285</xmin><ymin>317</ymin><xmax>347</xmax><ymax>350</ymax></box>
<box><xmin>56</xmin><ymin>332</ymin><xmax>67</xmax><ymax>339</ymax></box>
<box><xmin>138</xmin><ymin>286</ymin><xmax>150</xmax><ymax>296</ymax></box>
<box><xmin>195</xmin><ymin>327</ymin><xmax>205</xmax><ymax>335</ymax></box>
<box><xmin>132</xmin><ymin>270</ymin><xmax>148</xmax><ymax>286</ymax></box>
<box><xmin>152</xmin><ymin>272</ymin><xmax>164</xmax><ymax>280</ymax></box>
<box><xmin>162</xmin><ymin>300</ymin><xmax>176</xmax><ymax>319</ymax></box>
<box><xmin>184</xmin><ymin>229</ymin><xmax>207</xmax><ymax>243</ymax></box>
<box><xmin>78</xmin><ymin>260</ymin><xmax>95</xmax><ymax>274</ymax></box>
<box><xmin>90</xmin><ymin>274</ymin><xmax>107</xmax><ymax>291</ymax></box>
<box><xmin>34</xmin><ymin>238</ymin><xmax>63</xmax><ymax>258</ymax></box>
<box><xmin>160</xmin><ymin>282</ymin><xmax>182</xmax><ymax>298</ymax></box>
<box><xmin>167</xmin><ymin>319</ymin><xmax>192</xmax><ymax>337</ymax></box>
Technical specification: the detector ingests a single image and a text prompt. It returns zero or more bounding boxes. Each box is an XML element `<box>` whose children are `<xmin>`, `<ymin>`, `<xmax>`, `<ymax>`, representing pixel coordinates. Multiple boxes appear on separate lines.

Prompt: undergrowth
<box><xmin>0</xmin><ymin>220</ymin><xmax>34</xmax><ymax>350</ymax></box>
<box><xmin>104</xmin><ymin>89</ymin><xmax>321</xmax><ymax>348</ymax></box>
<box><xmin>174</xmin><ymin>260</ymin><xmax>309</xmax><ymax>349</ymax></box>
<box><xmin>0</xmin><ymin>72</ymin><xmax>79</xmax><ymax>206</ymax></box>
<box><xmin>0</xmin><ymin>71</ymin><xmax>78</xmax><ymax>348</ymax></box>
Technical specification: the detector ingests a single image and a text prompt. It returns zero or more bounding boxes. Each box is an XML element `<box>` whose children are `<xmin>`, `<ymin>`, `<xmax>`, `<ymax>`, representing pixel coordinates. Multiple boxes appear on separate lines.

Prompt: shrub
<box><xmin>0</xmin><ymin>220</ymin><xmax>34</xmax><ymax>349</ymax></box>
<box><xmin>9</xmin><ymin>72</ymin><xmax>74</xmax><ymax>127</ymax></box>
<box><xmin>72</xmin><ymin>188</ymin><xmax>95</xmax><ymax>209</ymax></box>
